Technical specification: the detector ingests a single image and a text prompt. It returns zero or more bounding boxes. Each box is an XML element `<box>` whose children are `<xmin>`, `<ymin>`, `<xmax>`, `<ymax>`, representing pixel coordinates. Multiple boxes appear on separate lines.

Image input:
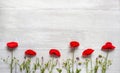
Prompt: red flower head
<box><xmin>7</xmin><ymin>41</ymin><xmax>18</xmax><ymax>49</ymax></box>
<box><xmin>101</xmin><ymin>42</ymin><xmax>115</xmax><ymax>51</ymax></box>
<box><xmin>25</xmin><ymin>49</ymin><xmax>36</xmax><ymax>57</ymax></box>
<box><xmin>49</xmin><ymin>49</ymin><xmax>61</xmax><ymax>57</ymax></box>
<box><xmin>82</xmin><ymin>48</ymin><xmax>94</xmax><ymax>57</ymax></box>
<box><xmin>70</xmin><ymin>41</ymin><xmax>80</xmax><ymax>49</ymax></box>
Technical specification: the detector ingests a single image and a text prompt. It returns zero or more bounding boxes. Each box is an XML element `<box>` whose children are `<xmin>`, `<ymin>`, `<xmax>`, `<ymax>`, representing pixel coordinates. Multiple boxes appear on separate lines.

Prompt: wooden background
<box><xmin>0</xmin><ymin>0</ymin><xmax>120</xmax><ymax>73</ymax></box>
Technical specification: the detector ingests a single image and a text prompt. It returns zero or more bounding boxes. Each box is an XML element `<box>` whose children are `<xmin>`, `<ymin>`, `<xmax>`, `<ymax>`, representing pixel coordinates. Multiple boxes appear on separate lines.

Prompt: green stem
<box><xmin>94</xmin><ymin>59</ymin><xmax>99</xmax><ymax>73</ymax></box>
<box><xmin>10</xmin><ymin>51</ymin><xmax>13</xmax><ymax>73</ymax></box>
<box><xmin>26</xmin><ymin>58</ymin><xmax>31</xmax><ymax>73</ymax></box>
<box><xmin>66</xmin><ymin>59</ymin><xmax>70</xmax><ymax>73</ymax></box>
<box><xmin>41</xmin><ymin>68</ymin><xmax>45</xmax><ymax>73</ymax></box>
<box><xmin>72</xmin><ymin>51</ymin><xmax>75</xmax><ymax>73</ymax></box>
<box><xmin>102</xmin><ymin>51</ymin><xmax>109</xmax><ymax>73</ymax></box>
<box><xmin>105</xmin><ymin>52</ymin><xmax>109</xmax><ymax>65</ymax></box>
<box><xmin>94</xmin><ymin>66</ymin><xmax>98</xmax><ymax>73</ymax></box>
<box><xmin>15</xmin><ymin>62</ymin><xmax>17</xmax><ymax>73</ymax></box>
<box><xmin>90</xmin><ymin>58</ymin><xmax>93</xmax><ymax>73</ymax></box>
<box><xmin>49</xmin><ymin>57</ymin><xmax>54</xmax><ymax>73</ymax></box>
<box><xmin>86</xmin><ymin>59</ymin><xmax>88</xmax><ymax>73</ymax></box>
<box><xmin>30</xmin><ymin>58</ymin><xmax>31</xmax><ymax>73</ymax></box>
<box><xmin>41</xmin><ymin>57</ymin><xmax>45</xmax><ymax>73</ymax></box>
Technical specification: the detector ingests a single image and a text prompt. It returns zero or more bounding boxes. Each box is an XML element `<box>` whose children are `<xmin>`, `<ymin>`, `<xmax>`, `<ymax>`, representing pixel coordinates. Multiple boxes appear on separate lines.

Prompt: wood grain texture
<box><xmin>0</xmin><ymin>0</ymin><xmax>120</xmax><ymax>73</ymax></box>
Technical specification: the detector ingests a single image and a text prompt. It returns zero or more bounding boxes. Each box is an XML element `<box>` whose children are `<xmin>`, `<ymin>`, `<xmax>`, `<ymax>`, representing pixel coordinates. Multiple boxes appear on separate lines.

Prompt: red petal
<box><xmin>70</xmin><ymin>41</ymin><xmax>80</xmax><ymax>48</ymax></box>
<box><xmin>7</xmin><ymin>42</ymin><xmax>18</xmax><ymax>49</ymax></box>
<box><xmin>25</xmin><ymin>49</ymin><xmax>36</xmax><ymax>57</ymax></box>
<box><xmin>101</xmin><ymin>42</ymin><xmax>115</xmax><ymax>51</ymax></box>
<box><xmin>49</xmin><ymin>49</ymin><xmax>61</xmax><ymax>57</ymax></box>
<box><xmin>82</xmin><ymin>48</ymin><xmax>94</xmax><ymax>57</ymax></box>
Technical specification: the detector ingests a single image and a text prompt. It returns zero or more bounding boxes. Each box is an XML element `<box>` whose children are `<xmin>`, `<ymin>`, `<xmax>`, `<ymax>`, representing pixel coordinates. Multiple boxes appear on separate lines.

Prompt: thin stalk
<box><xmin>41</xmin><ymin>57</ymin><xmax>45</xmax><ymax>73</ymax></box>
<box><xmin>102</xmin><ymin>51</ymin><xmax>109</xmax><ymax>73</ymax></box>
<box><xmin>90</xmin><ymin>58</ymin><xmax>93</xmax><ymax>73</ymax></box>
<box><xmin>10</xmin><ymin>51</ymin><xmax>13</xmax><ymax>73</ymax></box>
<box><xmin>76</xmin><ymin>60</ymin><xmax>78</xmax><ymax>73</ymax></box>
<box><xmin>72</xmin><ymin>51</ymin><xmax>75</xmax><ymax>73</ymax></box>
<box><xmin>15</xmin><ymin>62</ymin><xmax>17</xmax><ymax>73</ymax></box>
<box><xmin>85</xmin><ymin>59</ymin><xmax>89</xmax><ymax>73</ymax></box>
<box><xmin>94</xmin><ymin>58</ymin><xmax>99</xmax><ymax>73</ymax></box>
<box><xmin>49</xmin><ymin>57</ymin><xmax>54</xmax><ymax>73</ymax></box>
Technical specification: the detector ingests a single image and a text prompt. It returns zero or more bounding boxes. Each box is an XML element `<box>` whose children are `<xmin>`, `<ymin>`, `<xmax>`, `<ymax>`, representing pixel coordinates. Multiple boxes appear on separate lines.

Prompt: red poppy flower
<box><xmin>82</xmin><ymin>48</ymin><xmax>94</xmax><ymax>57</ymax></box>
<box><xmin>49</xmin><ymin>49</ymin><xmax>61</xmax><ymax>57</ymax></box>
<box><xmin>101</xmin><ymin>42</ymin><xmax>115</xmax><ymax>51</ymax></box>
<box><xmin>70</xmin><ymin>41</ymin><xmax>80</xmax><ymax>49</ymax></box>
<box><xmin>25</xmin><ymin>49</ymin><xmax>36</xmax><ymax>57</ymax></box>
<box><xmin>7</xmin><ymin>42</ymin><xmax>18</xmax><ymax>49</ymax></box>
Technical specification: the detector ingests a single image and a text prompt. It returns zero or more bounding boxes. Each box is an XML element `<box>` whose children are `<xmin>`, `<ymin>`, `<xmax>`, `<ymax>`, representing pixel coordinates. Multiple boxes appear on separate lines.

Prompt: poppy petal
<box><xmin>49</xmin><ymin>49</ymin><xmax>61</xmax><ymax>57</ymax></box>
<box><xmin>101</xmin><ymin>42</ymin><xmax>115</xmax><ymax>51</ymax></box>
<box><xmin>7</xmin><ymin>41</ymin><xmax>18</xmax><ymax>49</ymax></box>
<box><xmin>70</xmin><ymin>41</ymin><xmax>80</xmax><ymax>49</ymax></box>
<box><xmin>82</xmin><ymin>48</ymin><xmax>94</xmax><ymax>57</ymax></box>
<box><xmin>25</xmin><ymin>49</ymin><xmax>36</xmax><ymax>57</ymax></box>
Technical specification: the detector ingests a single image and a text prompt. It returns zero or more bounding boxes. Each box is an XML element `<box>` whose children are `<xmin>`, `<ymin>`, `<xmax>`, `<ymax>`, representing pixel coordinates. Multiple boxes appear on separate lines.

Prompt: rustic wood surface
<box><xmin>0</xmin><ymin>0</ymin><xmax>120</xmax><ymax>73</ymax></box>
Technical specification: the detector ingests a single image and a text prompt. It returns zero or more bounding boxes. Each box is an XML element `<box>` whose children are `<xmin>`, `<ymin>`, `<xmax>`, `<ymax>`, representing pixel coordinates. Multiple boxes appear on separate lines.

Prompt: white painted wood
<box><xmin>0</xmin><ymin>0</ymin><xmax>120</xmax><ymax>73</ymax></box>
<box><xmin>0</xmin><ymin>0</ymin><xmax>119</xmax><ymax>9</ymax></box>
